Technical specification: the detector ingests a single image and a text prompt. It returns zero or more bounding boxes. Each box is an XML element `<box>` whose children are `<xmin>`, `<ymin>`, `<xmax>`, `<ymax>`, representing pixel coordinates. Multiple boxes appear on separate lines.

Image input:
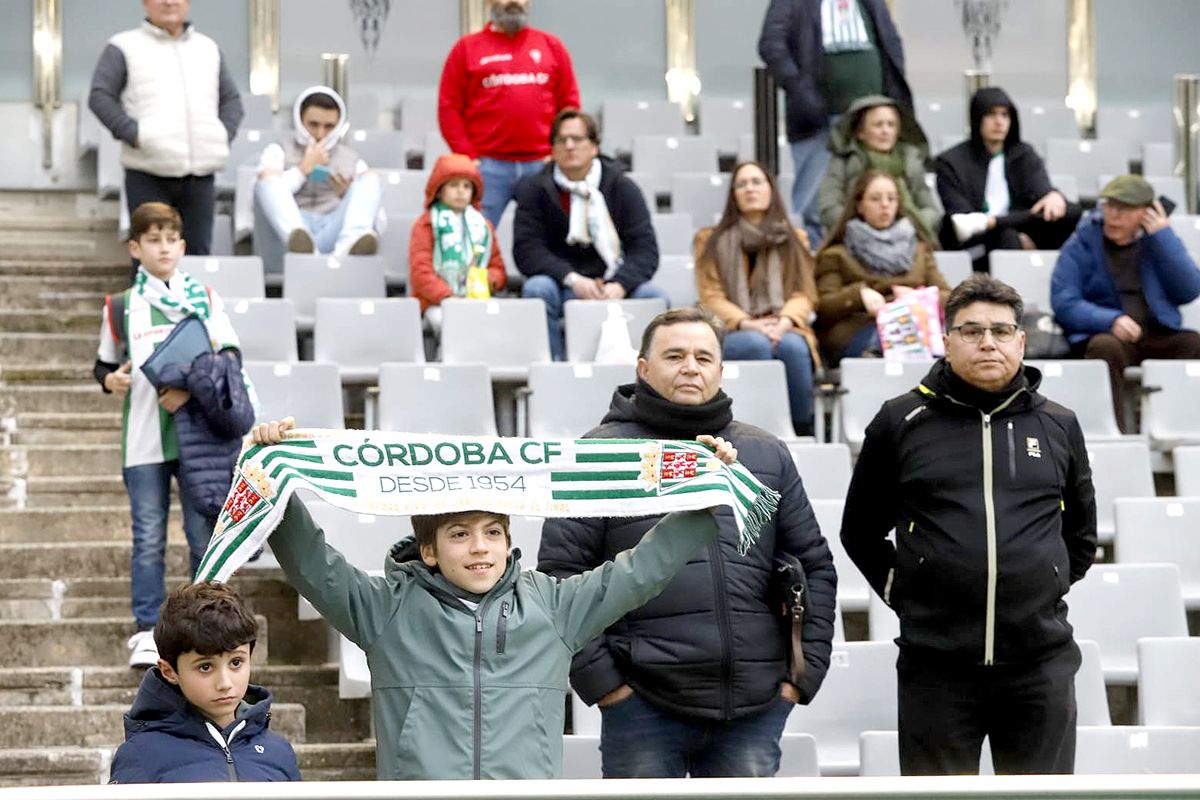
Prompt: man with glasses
<box><xmin>1051</xmin><ymin>175</ymin><xmax>1200</xmax><ymax>430</ymax></box>
<box><xmin>514</xmin><ymin>108</ymin><xmax>667</xmax><ymax>360</ymax></box>
<box><xmin>841</xmin><ymin>273</ymin><xmax>1097</xmax><ymax>775</ymax></box>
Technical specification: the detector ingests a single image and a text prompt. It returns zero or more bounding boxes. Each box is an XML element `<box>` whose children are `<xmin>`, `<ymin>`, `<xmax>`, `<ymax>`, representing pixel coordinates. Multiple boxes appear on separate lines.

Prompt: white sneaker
<box><xmin>127</xmin><ymin>630</ymin><xmax>159</xmax><ymax>669</ymax></box>
<box><xmin>951</xmin><ymin>212</ymin><xmax>990</xmax><ymax>244</ymax></box>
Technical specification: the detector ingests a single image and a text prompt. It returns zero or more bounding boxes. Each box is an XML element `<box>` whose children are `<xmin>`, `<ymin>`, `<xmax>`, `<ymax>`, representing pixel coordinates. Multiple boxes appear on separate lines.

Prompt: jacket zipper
<box><xmin>172</xmin><ymin>40</ymin><xmax>196</xmax><ymax>169</ymax></box>
<box><xmin>1006</xmin><ymin>421</ymin><xmax>1016</xmax><ymax>481</ymax></box>
<box><xmin>496</xmin><ymin>601</ymin><xmax>510</xmax><ymax>654</ymax></box>
<box><xmin>471</xmin><ymin>596</ymin><xmax>494</xmax><ymax>780</ymax></box>
<box><xmin>706</xmin><ymin>539</ymin><xmax>734</xmax><ymax>718</ymax></box>
<box><xmin>205</xmin><ymin>720</ymin><xmax>245</xmax><ymax>782</ymax></box>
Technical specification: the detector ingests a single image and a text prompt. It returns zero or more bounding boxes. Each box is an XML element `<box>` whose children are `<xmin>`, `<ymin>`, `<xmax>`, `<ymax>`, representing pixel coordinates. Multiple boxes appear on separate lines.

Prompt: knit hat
<box><xmin>1099</xmin><ymin>175</ymin><xmax>1155</xmax><ymax>206</ymax></box>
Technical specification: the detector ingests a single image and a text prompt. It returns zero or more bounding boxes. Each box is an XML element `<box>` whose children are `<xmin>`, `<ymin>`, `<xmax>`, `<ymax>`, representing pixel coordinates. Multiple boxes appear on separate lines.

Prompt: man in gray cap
<box><xmin>1051</xmin><ymin>175</ymin><xmax>1200</xmax><ymax>429</ymax></box>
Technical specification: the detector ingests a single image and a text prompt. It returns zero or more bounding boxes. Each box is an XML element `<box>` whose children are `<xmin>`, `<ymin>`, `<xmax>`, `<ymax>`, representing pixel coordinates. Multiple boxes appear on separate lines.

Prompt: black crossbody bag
<box><xmin>770</xmin><ymin>551</ymin><xmax>810</xmax><ymax>685</ymax></box>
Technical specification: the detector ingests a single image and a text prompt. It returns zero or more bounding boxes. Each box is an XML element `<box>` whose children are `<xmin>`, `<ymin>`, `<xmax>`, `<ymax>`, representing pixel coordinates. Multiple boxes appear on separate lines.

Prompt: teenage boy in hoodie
<box><xmin>409</xmin><ymin>154</ymin><xmax>508</xmax><ymax>332</ymax></box>
<box><xmin>248</xmin><ymin>416</ymin><xmax>736</xmax><ymax>780</ymax></box>
<box><xmin>935</xmin><ymin>87</ymin><xmax>1081</xmax><ymax>272</ymax></box>
<box><xmin>109</xmin><ymin>582</ymin><xmax>301</xmax><ymax>783</ymax></box>
<box><xmin>255</xmin><ymin>86</ymin><xmax>381</xmax><ymax>263</ymax></box>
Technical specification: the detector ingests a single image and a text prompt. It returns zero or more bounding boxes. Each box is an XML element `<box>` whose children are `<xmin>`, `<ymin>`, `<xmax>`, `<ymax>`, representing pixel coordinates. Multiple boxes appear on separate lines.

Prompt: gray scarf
<box><xmin>714</xmin><ymin>218</ymin><xmax>795</xmax><ymax>318</ymax></box>
<box><xmin>844</xmin><ymin>217</ymin><xmax>918</xmax><ymax>276</ymax></box>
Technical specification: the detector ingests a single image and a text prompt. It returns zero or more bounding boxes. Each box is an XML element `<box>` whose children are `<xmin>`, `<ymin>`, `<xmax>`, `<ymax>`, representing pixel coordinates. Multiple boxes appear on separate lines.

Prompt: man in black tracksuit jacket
<box><xmin>539</xmin><ymin>308</ymin><xmax>837</xmax><ymax>778</ymax></box>
<box><xmin>842</xmin><ymin>274</ymin><xmax>1097</xmax><ymax>775</ymax></box>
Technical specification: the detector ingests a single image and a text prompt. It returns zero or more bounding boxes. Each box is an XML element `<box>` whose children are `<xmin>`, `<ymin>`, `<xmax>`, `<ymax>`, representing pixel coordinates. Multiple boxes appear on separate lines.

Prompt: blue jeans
<box><xmin>599</xmin><ymin>692</ymin><xmax>794</xmax><ymax>777</ymax></box>
<box><xmin>522</xmin><ymin>274</ymin><xmax>670</xmax><ymax>361</ymax></box>
<box><xmin>255</xmin><ymin>172</ymin><xmax>382</xmax><ymax>255</ymax></box>
<box><xmin>789</xmin><ymin>119</ymin><xmax>835</xmax><ymax>246</ymax></box>
<box><xmin>124</xmin><ymin>461</ymin><xmax>216</xmax><ymax>629</ymax></box>
<box><xmin>477</xmin><ymin>157</ymin><xmax>545</xmax><ymax>227</ymax></box>
<box><xmin>724</xmin><ymin>329</ymin><xmax>815</xmax><ymax>434</ymax></box>
<box><xmin>840</xmin><ymin>324</ymin><xmax>881</xmax><ymax>360</ymax></box>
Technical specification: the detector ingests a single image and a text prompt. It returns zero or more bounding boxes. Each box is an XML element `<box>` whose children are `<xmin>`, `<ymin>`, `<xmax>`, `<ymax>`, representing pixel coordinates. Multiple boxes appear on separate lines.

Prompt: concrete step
<box><xmin>0</xmin><ymin>290</ymin><xmax>110</xmax><ymax>314</ymax></box>
<box><xmin>21</xmin><ymin>475</ymin><xmax>127</xmax><ymax>508</ymax></box>
<box><xmin>0</xmin><ymin>702</ymin><xmax>305</xmax><ymax>748</ymax></box>
<box><xmin>0</xmin><ymin>385</ymin><xmax>118</xmax><ymax>416</ymax></box>
<box><xmin>11</xmin><ymin>412</ymin><xmax>120</xmax><ymax>446</ymax></box>
<box><xmin>0</xmin><ymin>748</ymin><xmax>110</xmax><ymax>787</ymax></box>
<box><xmin>0</xmin><ymin>508</ymin><xmax>175</xmax><ymax>543</ymax></box>
<box><xmin>0</xmin><ymin>334</ymin><xmax>96</xmax><ymax>365</ymax></box>
<box><xmin>0</xmin><ymin>542</ymin><xmax>190</xmax><ymax>581</ymax></box>
<box><xmin>2</xmin><ymin>445</ymin><xmax>120</xmax><ymax>478</ymax></box>
<box><xmin>294</xmin><ymin>742</ymin><xmax>377</xmax><ymax>781</ymax></box>
<box><xmin>0</xmin><ymin>364</ymin><xmax>94</xmax><ymax>384</ymax></box>
<box><xmin>0</xmin><ymin>310</ymin><xmax>99</xmax><ymax>336</ymax></box>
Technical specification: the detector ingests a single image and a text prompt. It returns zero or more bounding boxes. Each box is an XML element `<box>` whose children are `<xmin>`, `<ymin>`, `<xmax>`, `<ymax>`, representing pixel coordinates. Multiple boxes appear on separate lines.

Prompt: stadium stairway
<box><xmin>0</xmin><ymin>192</ymin><xmax>376</xmax><ymax>785</ymax></box>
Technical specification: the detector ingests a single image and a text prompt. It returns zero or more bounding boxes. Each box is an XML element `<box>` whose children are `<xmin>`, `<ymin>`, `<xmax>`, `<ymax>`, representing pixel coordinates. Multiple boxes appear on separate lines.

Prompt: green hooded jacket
<box><xmin>268</xmin><ymin>495</ymin><xmax>720</xmax><ymax>780</ymax></box>
<box><xmin>817</xmin><ymin>94</ymin><xmax>940</xmax><ymax>238</ymax></box>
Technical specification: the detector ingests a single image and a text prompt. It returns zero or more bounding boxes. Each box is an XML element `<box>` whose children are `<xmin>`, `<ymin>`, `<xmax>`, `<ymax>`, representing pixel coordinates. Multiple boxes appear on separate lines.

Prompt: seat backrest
<box><xmin>933</xmin><ymin>250</ymin><xmax>972</xmax><ymax>288</ymax></box>
<box><xmin>243</xmin><ymin>361</ymin><xmax>344</xmax><ymax>427</ymax></box>
<box><xmin>778</xmin><ymin>733</ymin><xmax>820</xmax><ymax>777</ymax></box>
<box><xmin>651</xmin><ymin>212</ymin><xmax>696</xmax><ymax>256</ymax></box>
<box><xmin>1169</xmin><ymin>214</ymin><xmax>1200</xmax><ymax>257</ymax></box>
<box><xmin>1086</xmin><ymin>441</ymin><xmax>1155</xmax><ymax>541</ymax></box>
<box><xmin>380</xmin><ymin>169</ymin><xmax>432</xmax><ymax>215</ymax></box>
<box><xmin>1076</xmin><ymin>639</ymin><xmax>1112</xmax><ymax>726</ymax></box>
<box><xmin>346</xmin><ymin>129</ymin><xmax>407</xmax><ymax>169</ymax></box>
<box><xmin>653</xmin><ymin>255</ymin><xmax>698</xmax><ymax>308</ymax></box>
<box><xmin>1141</xmin><ymin>359</ymin><xmax>1200</xmax><ymax>448</ymax></box>
<box><xmin>226</xmin><ymin>298</ymin><xmax>299</xmax><ymax>362</ymax></box>
<box><xmin>1142</xmin><ymin>141</ymin><xmax>1174</xmax><ymax>177</ymax></box>
<box><xmin>1049</xmin><ymin>173</ymin><xmax>1080</xmax><ymax>203</ymax></box>
<box><xmin>211</xmin><ymin>214</ymin><xmax>235</xmax><ymax>256</ymax></box>
<box><xmin>1026</xmin><ymin>359</ymin><xmax>1122</xmax><ymax>438</ymax></box>
<box><xmin>669</xmin><ymin>172</ymin><xmax>731</xmax><ymax>228</ymax></box>
<box><xmin>721</xmin><ymin>360</ymin><xmax>796</xmax><ymax>439</ymax></box>
<box><xmin>218</xmin><ymin>128</ymin><xmax>270</xmax><ymax>193</ymax></box>
<box><xmin>915</xmin><ymin>97</ymin><xmax>966</xmax><ymax>142</ymax></box>
<box><xmin>988</xmin><ymin>250</ymin><xmax>1058</xmax><ymax>311</ymax></box>
<box><xmin>563</xmin><ymin>298</ymin><xmax>667</xmax><ymax>363</ymax></box>
<box><xmin>378</xmin><ymin>211</ymin><xmax>419</xmax><ymax>288</ymax></box>
<box><xmin>787</xmin><ymin>443</ymin><xmax>852</xmax><ymax>501</ymax></box>
<box><xmin>1173</xmin><ymin>445</ymin><xmax>1200</xmax><ymax>496</ymax></box>
<box><xmin>631</xmin><ymin>135</ymin><xmax>720</xmax><ymax>177</ymax></box>
<box><xmin>1137</xmin><ymin>637</ymin><xmax>1200</xmax><ymax>726</ymax></box>
<box><xmin>526</xmin><ymin>363</ymin><xmax>635</xmax><ymax>439</ymax></box>
<box><xmin>1019</xmin><ymin>101</ymin><xmax>1080</xmax><ymax>153</ymax></box>
<box><xmin>698</xmin><ymin>96</ymin><xmax>752</xmax><ymax>155</ymax></box>
<box><xmin>241</xmin><ymin>94</ymin><xmax>275</xmax><ymax>131</ymax></box>
<box><xmin>377</xmin><ymin>363</ymin><xmax>496</xmax><ymax>435</ymax></box>
<box><xmin>1045</xmin><ymin>138</ymin><xmax>1131</xmax><ymax>196</ymax></box>
<box><xmin>495</xmin><ymin>201</ymin><xmax>519</xmax><ymax>281</ymax></box>
<box><xmin>508</xmin><ymin>515</ymin><xmax>544</xmax><ymax>567</ymax></box>
<box><xmin>809</xmin><ymin>499</ymin><xmax>871</xmax><ymax>613</ymax></box>
<box><xmin>313</xmin><ymin>298</ymin><xmax>424</xmax><ymax>369</ymax></box>
<box><xmin>282</xmin><ymin>253</ymin><xmax>387</xmax><ymax>324</ymax></box>
<box><xmin>304</xmin><ymin>499</ymin><xmax>403</xmax><ymax>573</ymax></box>
<box><xmin>866</xmin><ymin>591</ymin><xmax>899</xmax><ymax>643</ymax></box>
<box><xmin>1075</xmin><ymin>726</ymin><xmax>1200</xmax><ymax>774</ymax></box>
<box><xmin>838</xmin><ymin>359</ymin><xmax>933</xmax><ymax>453</ymax></box>
<box><xmin>1114</xmin><ymin>498</ymin><xmax>1200</xmax><ymax>603</ymax></box>
<box><xmin>1094</xmin><ymin>105</ymin><xmax>1172</xmax><ymax>155</ymax></box>
<box><xmin>785</xmin><ymin>641</ymin><xmax>899</xmax><ymax>776</ymax></box>
<box><xmin>422</xmin><ymin>130</ymin><xmax>450</xmax><ymax>166</ymax></box>
<box><xmin>736</xmin><ymin>132</ymin><xmax>794</xmax><ymax>174</ymax></box>
<box><xmin>1066</xmin><ymin>563</ymin><xmax>1188</xmax><ymax>684</ymax></box>
<box><xmin>622</xmin><ymin>171</ymin><xmax>660</xmax><ymax>215</ymax></box>
<box><xmin>182</xmin><ymin>255</ymin><xmax>266</xmax><ymax>300</ymax></box>
<box><xmin>440</xmin><ymin>298</ymin><xmax>551</xmax><ymax>374</ymax></box>
<box><xmin>601</xmin><ymin>98</ymin><xmax>685</xmax><ymax>155</ymax></box>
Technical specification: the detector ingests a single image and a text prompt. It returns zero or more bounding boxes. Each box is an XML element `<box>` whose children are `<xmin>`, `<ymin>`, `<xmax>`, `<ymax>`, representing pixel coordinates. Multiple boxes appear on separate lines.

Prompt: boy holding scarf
<box><xmin>95</xmin><ymin>202</ymin><xmax>242</xmax><ymax>669</ymax></box>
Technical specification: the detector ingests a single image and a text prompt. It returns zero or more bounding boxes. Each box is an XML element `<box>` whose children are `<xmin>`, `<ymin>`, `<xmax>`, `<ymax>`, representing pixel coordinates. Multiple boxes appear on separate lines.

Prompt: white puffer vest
<box><xmin>110</xmin><ymin>22</ymin><xmax>230</xmax><ymax>177</ymax></box>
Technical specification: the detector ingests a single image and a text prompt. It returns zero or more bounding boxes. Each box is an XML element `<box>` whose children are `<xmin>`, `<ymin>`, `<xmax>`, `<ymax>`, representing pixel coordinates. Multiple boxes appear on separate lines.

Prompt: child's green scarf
<box><xmin>431</xmin><ymin>201</ymin><xmax>492</xmax><ymax>298</ymax></box>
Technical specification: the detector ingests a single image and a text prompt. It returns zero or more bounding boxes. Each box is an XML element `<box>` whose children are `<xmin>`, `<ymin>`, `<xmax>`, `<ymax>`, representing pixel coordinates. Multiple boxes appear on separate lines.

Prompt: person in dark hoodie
<box><xmin>538</xmin><ymin>307</ymin><xmax>837</xmax><ymax>778</ymax></box>
<box><xmin>841</xmin><ymin>273</ymin><xmax>1097</xmax><ymax>776</ymax></box>
<box><xmin>936</xmin><ymin>87</ymin><xmax>1081</xmax><ymax>271</ymax></box>
<box><xmin>515</xmin><ymin>108</ymin><xmax>666</xmax><ymax>361</ymax></box>
<box><xmin>109</xmin><ymin>582</ymin><xmax>301</xmax><ymax>783</ymax></box>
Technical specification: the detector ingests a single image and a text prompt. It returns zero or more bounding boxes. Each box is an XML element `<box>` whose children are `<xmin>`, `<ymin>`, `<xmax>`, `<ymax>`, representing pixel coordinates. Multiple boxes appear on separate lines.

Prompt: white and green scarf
<box><xmin>134</xmin><ymin>267</ymin><xmax>212</xmax><ymax>322</ymax></box>
<box><xmin>431</xmin><ymin>201</ymin><xmax>492</xmax><ymax>296</ymax></box>
<box><xmin>195</xmin><ymin>430</ymin><xmax>781</xmax><ymax>583</ymax></box>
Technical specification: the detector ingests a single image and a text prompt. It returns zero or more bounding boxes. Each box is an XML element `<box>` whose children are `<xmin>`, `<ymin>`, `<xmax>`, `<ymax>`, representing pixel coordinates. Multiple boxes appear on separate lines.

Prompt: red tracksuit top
<box><xmin>437</xmin><ymin>23</ymin><xmax>581</xmax><ymax>161</ymax></box>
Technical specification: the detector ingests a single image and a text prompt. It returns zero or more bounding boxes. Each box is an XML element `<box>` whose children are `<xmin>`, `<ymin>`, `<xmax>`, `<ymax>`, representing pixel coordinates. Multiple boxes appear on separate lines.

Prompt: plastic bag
<box><xmin>876</xmin><ymin>286</ymin><xmax>945</xmax><ymax>361</ymax></box>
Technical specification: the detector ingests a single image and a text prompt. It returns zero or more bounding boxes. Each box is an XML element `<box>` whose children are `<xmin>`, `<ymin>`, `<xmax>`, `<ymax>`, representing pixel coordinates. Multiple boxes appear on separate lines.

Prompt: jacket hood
<box><xmin>969</xmin><ymin>86</ymin><xmax>1021</xmax><ymax>151</ymax></box>
<box><xmin>425</xmin><ymin>154</ymin><xmax>486</xmax><ymax>210</ymax></box>
<box><xmin>831</xmin><ymin>94</ymin><xmax>928</xmax><ymax>156</ymax></box>
<box><xmin>123</xmin><ymin>667</ymin><xmax>273</xmax><ymax>740</ymax></box>
<box><xmin>600</xmin><ymin>382</ymin><xmax>639</xmax><ymax>425</ymax></box>
<box><xmin>292</xmin><ymin>85</ymin><xmax>349</xmax><ymax>150</ymax></box>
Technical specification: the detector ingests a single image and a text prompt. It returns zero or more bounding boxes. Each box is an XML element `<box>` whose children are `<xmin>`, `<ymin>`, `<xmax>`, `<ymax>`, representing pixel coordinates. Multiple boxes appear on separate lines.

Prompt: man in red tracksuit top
<box><xmin>438</xmin><ymin>0</ymin><xmax>580</xmax><ymax>226</ymax></box>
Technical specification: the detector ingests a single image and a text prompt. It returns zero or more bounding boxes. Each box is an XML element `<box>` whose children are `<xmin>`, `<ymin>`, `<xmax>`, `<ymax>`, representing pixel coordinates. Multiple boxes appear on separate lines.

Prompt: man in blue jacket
<box><xmin>1051</xmin><ymin>175</ymin><xmax>1200</xmax><ymax>430</ymax></box>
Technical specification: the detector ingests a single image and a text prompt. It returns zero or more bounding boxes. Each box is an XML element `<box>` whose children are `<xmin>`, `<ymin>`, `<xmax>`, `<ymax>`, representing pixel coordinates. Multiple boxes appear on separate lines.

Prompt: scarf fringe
<box><xmin>740</xmin><ymin>484</ymin><xmax>781</xmax><ymax>556</ymax></box>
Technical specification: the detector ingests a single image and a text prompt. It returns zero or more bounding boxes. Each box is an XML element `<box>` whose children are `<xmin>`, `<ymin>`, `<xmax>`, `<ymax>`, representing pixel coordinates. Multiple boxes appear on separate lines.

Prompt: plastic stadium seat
<box><xmin>346</xmin><ymin>91</ymin><xmax>383</xmax><ymax>130</ymax></box>
<box><xmin>282</xmin><ymin>253</ymin><xmax>387</xmax><ymax>331</ymax></box>
<box><xmin>227</xmin><ymin>299</ymin><xmax>299</xmax><ymax>362</ymax></box>
<box><xmin>631</xmin><ymin>135</ymin><xmax>721</xmax><ymax>198</ymax></box>
<box><xmin>235</xmin><ymin>165</ymin><xmax>259</xmax><ymax>243</ymax></box>
<box><xmin>561</xmin><ymin>735</ymin><xmax>601</xmax><ymax>779</ymax></box>
<box><xmin>988</xmin><ymin>249</ymin><xmax>1057</xmax><ymax>311</ymax></box>
<box><xmin>916</xmin><ymin>98</ymin><xmax>965</xmax><ymax>144</ymax></box>
<box><xmin>397</xmin><ymin>95</ymin><xmax>439</xmax><ymax>157</ymax></box>
<box><xmin>241</xmin><ymin>93</ymin><xmax>275</xmax><ymax>131</ymax></box>
<box><xmin>601</xmin><ymin>98</ymin><xmax>685</xmax><ymax>156</ymax></box>
<box><xmin>97</xmin><ymin>134</ymin><xmax>122</xmax><ymax>199</ymax></box>
<box><xmin>787</xmin><ymin>443</ymin><xmax>852</xmax><ymax>500</ymax></box>
<box><xmin>77</xmin><ymin>88</ymin><xmax>103</xmax><ymax>154</ymax></box>
<box><xmin>867</xmin><ymin>591</ymin><xmax>898</xmax><ymax>643</ymax></box>
<box><xmin>1174</xmin><ymin>445</ymin><xmax>1200</xmax><ymax>495</ymax></box>
<box><xmin>778</xmin><ymin>734</ymin><xmax>821</xmax><ymax>777</ymax></box>
<box><xmin>297</xmin><ymin>500</ymin><xmax>397</xmax><ymax>622</ymax></box>
<box><xmin>1140</xmin><ymin>360</ymin><xmax>1200</xmax><ymax>450</ymax></box>
<box><xmin>211</xmin><ymin>213</ymin><xmax>235</xmax><ymax>256</ymax></box>
<box><xmin>933</xmin><ymin>250</ymin><xmax>972</xmax><ymax>288</ymax></box>
<box><xmin>786</xmin><ymin>640</ymin><xmax>898</xmax><ymax>775</ymax></box>
<box><xmin>217</xmin><ymin>128</ymin><xmax>270</xmax><ymax>195</ymax></box>
<box><xmin>622</xmin><ymin>171</ymin><xmax>660</xmax><ymax>215</ymax></box>
<box><xmin>651</xmin><ymin>212</ymin><xmax>696</xmax><ymax>256</ymax></box>
<box><xmin>1045</xmin><ymin>138</ymin><xmax>1131</xmax><ymax>199</ymax></box>
<box><xmin>1087</xmin><ymin>441</ymin><xmax>1155</xmax><ymax>545</ymax></box>
<box><xmin>1095</xmin><ymin>105</ymin><xmax>1172</xmax><ymax>158</ymax></box>
<box><xmin>1137</xmin><ymin>637</ymin><xmax>1200</xmax><ymax>726</ymax></box>
<box><xmin>313</xmin><ymin>298</ymin><xmax>424</xmax><ymax>383</ymax></box>
<box><xmin>1142</xmin><ymin>142</ymin><xmax>1174</xmax><ymax>177</ymax></box>
<box><xmin>1018</xmin><ymin>101</ymin><xmax>1080</xmax><ymax>154</ymax></box>
<box><xmin>346</xmin><ymin>129</ymin><xmax>407</xmax><ymax>168</ymax></box>
<box><xmin>721</xmin><ymin>360</ymin><xmax>796</xmax><ymax>440</ymax></box>
<box><xmin>422</xmin><ymin>130</ymin><xmax>450</xmax><ymax>166</ymax></box>
<box><xmin>377</xmin><ymin>363</ymin><xmax>496</xmax><ymax>435</ymax></box>
<box><xmin>563</xmin><ymin>299</ymin><xmax>667</xmax><ymax>363</ymax></box>
<box><xmin>1026</xmin><ymin>360</ymin><xmax>1124</xmax><ymax>440</ymax></box>
<box><xmin>1169</xmin><ymin>214</ymin><xmax>1200</xmax><ymax>257</ymax></box>
<box><xmin>1050</xmin><ymin>173</ymin><xmax>1080</xmax><ymax>203</ymax></box>
<box><xmin>653</xmin><ymin>255</ymin><xmax>698</xmax><ymax>308</ymax></box>
<box><xmin>377</xmin><ymin>211</ymin><xmax>419</xmax><ymax>289</ymax></box>
<box><xmin>526</xmin><ymin>363</ymin><xmax>635</xmax><ymax>439</ymax></box>
<box><xmin>571</xmin><ymin>691</ymin><xmax>599</xmax><ymax>736</ymax></box>
<box><xmin>736</xmin><ymin>132</ymin><xmax>795</xmax><ymax>175</ymax></box>
<box><xmin>244</xmin><ymin>361</ymin><xmax>344</xmax><ymax>427</ymax></box>
<box><xmin>1076</xmin><ymin>639</ymin><xmax>1113</xmax><ymax>725</ymax></box>
<box><xmin>440</xmin><ymin>298</ymin><xmax>551</xmax><ymax>382</ymax></box>
<box><xmin>495</xmin><ymin>201</ymin><xmax>520</xmax><ymax>285</ymax></box>
<box><xmin>699</xmin><ymin>96</ymin><xmax>752</xmax><ymax>156</ymax></box>
<box><xmin>181</xmin><ymin>255</ymin><xmax>265</xmax><ymax>299</ymax></box>
<box><xmin>1075</xmin><ymin>726</ymin><xmax>1200</xmax><ymax>774</ymax></box>
<box><xmin>380</xmin><ymin>169</ymin><xmax>432</xmax><ymax>215</ymax></box>
<box><xmin>670</xmin><ymin>172</ymin><xmax>730</xmax><ymax>228</ymax></box>
<box><xmin>1114</xmin><ymin>498</ymin><xmax>1200</xmax><ymax>608</ymax></box>
<box><xmin>508</xmin><ymin>515</ymin><xmax>544</xmax><ymax>564</ymax></box>
<box><xmin>837</xmin><ymin>359</ymin><xmax>933</xmax><ymax>455</ymax></box>
<box><xmin>1066</xmin><ymin>563</ymin><xmax>1187</xmax><ymax>684</ymax></box>
<box><xmin>810</xmin><ymin>499</ymin><xmax>870</xmax><ymax>613</ymax></box>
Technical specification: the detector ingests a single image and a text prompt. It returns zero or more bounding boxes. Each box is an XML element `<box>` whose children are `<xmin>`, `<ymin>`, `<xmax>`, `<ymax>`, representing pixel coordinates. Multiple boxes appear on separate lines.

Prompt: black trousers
<box><xmin>1080</xmin><ymin>329</ymin><xmax>1200</xmax><ymax>433</ymax></box>
<box><xmin>897</xmin><ymin>642</ymin><xmax>1080</xmax><ymax>776</ymax></box>
<box><xmin>964</xmin><ymin>206</ymin><xmax>1083</xmax><ymax>272</ymax></box>
<box><xmin>125</xmin><ymin>169</ymin><xmax>215</xmax><ymax>279</ymax></box>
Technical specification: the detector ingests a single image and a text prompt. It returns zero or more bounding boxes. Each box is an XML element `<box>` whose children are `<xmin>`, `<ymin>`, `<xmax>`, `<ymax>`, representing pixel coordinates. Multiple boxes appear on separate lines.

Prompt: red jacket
<box><xmin>409</xmin><ymin>154</ymin><xmax>507</xmax><ymax>312</ymax></box>
<box><xmin>437</xmin><ymin>23</ymin><xmax>580</xmax><ymax>161</ymax></box>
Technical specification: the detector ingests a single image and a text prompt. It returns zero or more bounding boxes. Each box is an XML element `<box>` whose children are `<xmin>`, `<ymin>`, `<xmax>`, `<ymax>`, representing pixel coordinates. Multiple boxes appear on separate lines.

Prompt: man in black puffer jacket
<box><xmin>538</xmin><ymin>307</ymin><xmax>836</xmax><ymax>778</ymax></box>
<box><xmin>842</xmin><ymin>274</ymin><xmax>1097</xmax><ymax>776</ymax></box>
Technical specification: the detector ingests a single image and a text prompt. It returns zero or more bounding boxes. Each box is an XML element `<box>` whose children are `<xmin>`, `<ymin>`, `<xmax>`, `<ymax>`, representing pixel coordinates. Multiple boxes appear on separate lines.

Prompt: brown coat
<box><xmin>815</xmin><ymin>241</ymin><xmax>949</xmax><ymax>356</ymax></box>
<box><xmin>694</xmin><ymin>226</ymin><xmax>821</xmax><ymax>367</ymax></box>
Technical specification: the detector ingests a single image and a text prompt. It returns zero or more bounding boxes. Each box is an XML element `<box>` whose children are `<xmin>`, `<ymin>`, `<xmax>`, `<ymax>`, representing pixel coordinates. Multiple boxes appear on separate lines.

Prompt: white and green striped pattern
<box><xmin>196</xmin><ymin>431</ymin><xmax>780</xmax><ymax>584</ymax></box>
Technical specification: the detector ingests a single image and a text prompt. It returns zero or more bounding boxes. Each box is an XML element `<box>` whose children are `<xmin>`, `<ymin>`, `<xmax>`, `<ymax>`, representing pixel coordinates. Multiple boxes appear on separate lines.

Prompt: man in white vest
<box><xmin>89</xmin><ymin>0</ymin><xmax>244</xmax><ymax>261</ymax></box>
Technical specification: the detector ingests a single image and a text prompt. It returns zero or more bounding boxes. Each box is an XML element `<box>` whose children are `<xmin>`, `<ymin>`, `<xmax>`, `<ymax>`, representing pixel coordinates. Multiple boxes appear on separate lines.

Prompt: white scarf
<box><xmin>822</xmin><ymin>0</ymin><xmax>873</xmax><ymax>53</ymax></box>
<box><xmin>554</xmin><ymin>160</ymin><xmax>623</xmax><ymax>279</ymax></box>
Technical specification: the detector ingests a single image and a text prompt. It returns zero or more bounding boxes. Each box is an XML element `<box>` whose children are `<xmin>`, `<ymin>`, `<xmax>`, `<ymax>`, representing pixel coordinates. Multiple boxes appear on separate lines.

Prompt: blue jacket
<box><xmin>1051</xmin><ymin>210</ymin><xmax>1200</xmax><ymax>345</ymax></box>
<box><xmin>109</xmin><ymin>668</ymin><xmax>300</xmax><ymax>783</ymax></box>
<box><xmin>160</xmin><ymin>350</ymin><xmax>255</xmax><ymax>518</ymax></box>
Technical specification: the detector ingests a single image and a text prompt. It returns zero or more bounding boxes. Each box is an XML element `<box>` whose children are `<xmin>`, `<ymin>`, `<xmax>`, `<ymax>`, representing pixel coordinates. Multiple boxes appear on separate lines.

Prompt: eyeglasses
<box><xmin>733</xmin><ymin>176</ymin><xmax>769</xmax><ymax>190</ymax></box>
<box><xmin>949</xmin><ymin>323</ymin><xmax>1020</xmax><ymax>344</ymax></box>
<box><xmin>553</xmin><ymin>134</ymin><xmax>591</xmax><ymax>146</ymax></box>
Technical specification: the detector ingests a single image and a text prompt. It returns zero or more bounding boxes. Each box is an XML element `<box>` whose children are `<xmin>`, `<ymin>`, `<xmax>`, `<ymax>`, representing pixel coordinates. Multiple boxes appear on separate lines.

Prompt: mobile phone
<box><xmin>309</xmin><ymin>165</ymin><xmax>330</xmax><ymax>183</ymax></box>
<box><xmin>1158</xmin><ymin>195</ymin><xmax>1176</xmax><ymax>216</ymax></box>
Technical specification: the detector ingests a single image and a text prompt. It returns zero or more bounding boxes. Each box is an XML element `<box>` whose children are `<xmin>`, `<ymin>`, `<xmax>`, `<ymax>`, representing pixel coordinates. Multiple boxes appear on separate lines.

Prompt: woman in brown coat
<box><xmin>695</xmin><ymin>161</ymin><xmax>820</xmax><ymax>435</ymax></box>
<box><xmin>816</xmin><ymin>169</ymin><xmax>950</xmax><ymax>361</ymax></box>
